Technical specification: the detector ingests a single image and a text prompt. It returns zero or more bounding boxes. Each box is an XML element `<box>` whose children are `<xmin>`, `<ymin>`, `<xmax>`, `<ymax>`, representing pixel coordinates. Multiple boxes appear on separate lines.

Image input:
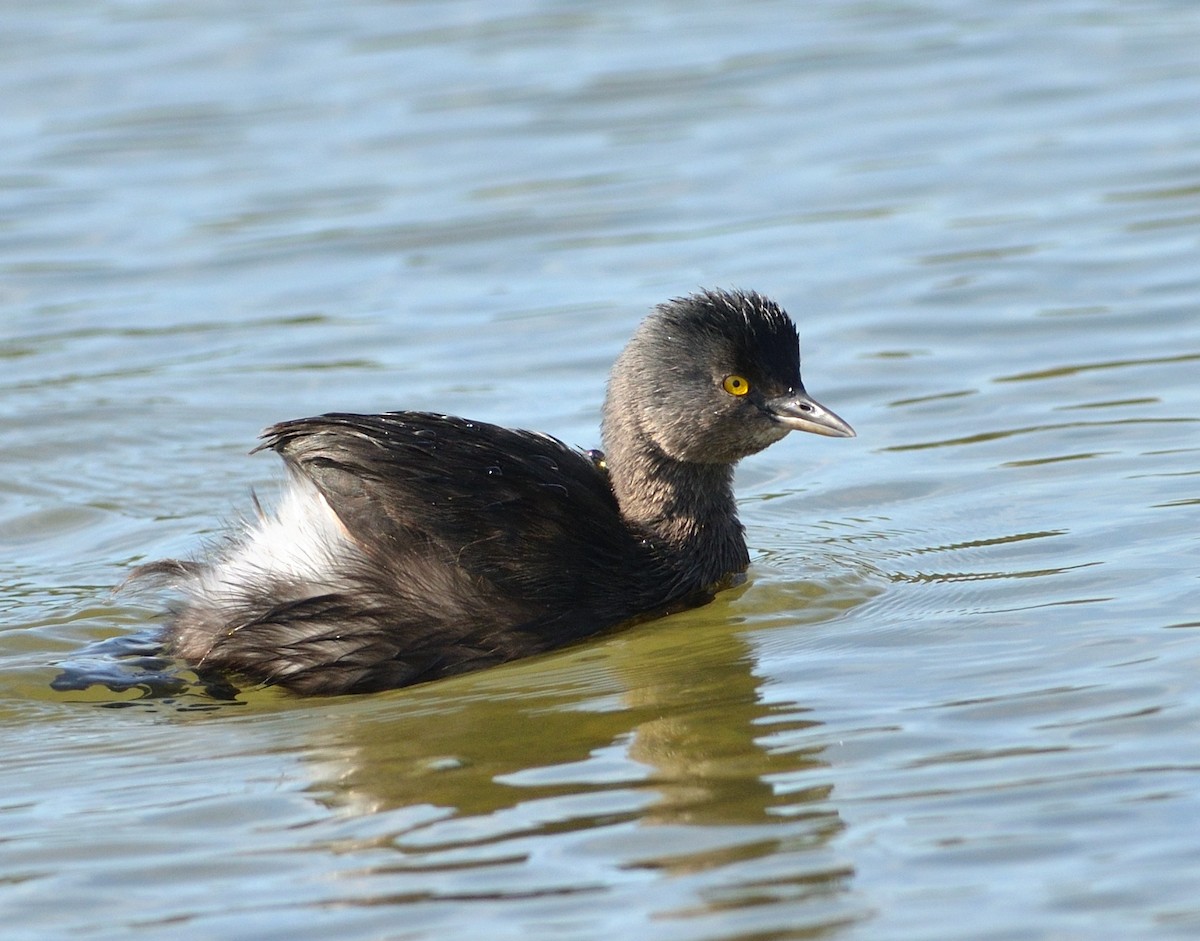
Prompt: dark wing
<box><xmin>257</xmin><ymin>411</ymin><xmax>668</xmax><ymax>629</ymax></box>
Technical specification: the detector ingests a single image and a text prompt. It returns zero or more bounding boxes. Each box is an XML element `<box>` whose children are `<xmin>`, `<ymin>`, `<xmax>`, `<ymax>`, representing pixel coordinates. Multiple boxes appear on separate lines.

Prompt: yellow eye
<box><xmin>722</xmin><ymin>374</ymin><xmax>750</xmax><ymax>396</ymax></box>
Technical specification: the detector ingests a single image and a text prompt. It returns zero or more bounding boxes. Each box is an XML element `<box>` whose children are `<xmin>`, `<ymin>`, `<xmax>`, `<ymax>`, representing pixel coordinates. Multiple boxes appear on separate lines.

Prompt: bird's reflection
<box><xmin>302</xmin><ymin>586</ymin><xmax>843</xmax><ymax>867</ymax></box>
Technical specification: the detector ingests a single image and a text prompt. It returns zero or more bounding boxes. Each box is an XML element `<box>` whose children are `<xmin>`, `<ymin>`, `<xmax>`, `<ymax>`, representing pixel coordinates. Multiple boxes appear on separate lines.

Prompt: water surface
<box><xmin>3</xmin><ymin>2</ymin><xmax>1199</xmax><ymax>939</ymax></box>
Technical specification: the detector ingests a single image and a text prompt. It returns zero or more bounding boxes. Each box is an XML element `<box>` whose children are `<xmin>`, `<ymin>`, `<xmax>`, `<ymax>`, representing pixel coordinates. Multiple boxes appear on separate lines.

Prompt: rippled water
<box><xmin>3</xmin><ymin>1</ymin><xmax>1199</xmax><ymax>939</ymax></box>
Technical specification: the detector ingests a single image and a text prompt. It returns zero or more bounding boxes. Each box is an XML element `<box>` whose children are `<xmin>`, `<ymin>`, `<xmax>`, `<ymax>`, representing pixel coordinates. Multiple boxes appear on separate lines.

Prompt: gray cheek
<box><xmin>732</xmin><ymin>420</ymin><xmax>791</xmax><ymax>458</ymax></box>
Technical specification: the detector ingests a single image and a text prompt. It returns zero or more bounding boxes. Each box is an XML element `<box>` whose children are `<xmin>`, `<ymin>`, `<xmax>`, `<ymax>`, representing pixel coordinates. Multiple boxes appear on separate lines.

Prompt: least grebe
<box><xmin>142</xmin><ymin>289</ymin><xmax>854</xmax><ymax>695</ymax></box>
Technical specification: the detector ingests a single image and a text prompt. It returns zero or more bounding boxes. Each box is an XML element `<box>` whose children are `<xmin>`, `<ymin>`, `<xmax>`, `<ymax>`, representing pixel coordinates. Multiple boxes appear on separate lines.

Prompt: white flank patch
<box><xmin>193</xmin><ymin>472</ymin><xmax>354</xmax><ymax>602</ymax></box>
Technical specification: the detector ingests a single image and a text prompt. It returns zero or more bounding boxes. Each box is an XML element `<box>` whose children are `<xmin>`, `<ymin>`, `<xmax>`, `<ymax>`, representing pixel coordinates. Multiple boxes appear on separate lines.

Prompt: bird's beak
<box><xmin>766</xmin><ymin>390</ymin><xmax>856</xmax><ymax>438</ymax></box>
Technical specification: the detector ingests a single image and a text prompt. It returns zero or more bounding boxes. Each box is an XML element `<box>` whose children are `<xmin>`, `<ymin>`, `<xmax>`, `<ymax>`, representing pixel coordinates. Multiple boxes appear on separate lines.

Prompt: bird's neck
<box><xmin>602</xmin><ymin>423</ymin><xmax>749</xmax><ymax>586</ymax></box>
